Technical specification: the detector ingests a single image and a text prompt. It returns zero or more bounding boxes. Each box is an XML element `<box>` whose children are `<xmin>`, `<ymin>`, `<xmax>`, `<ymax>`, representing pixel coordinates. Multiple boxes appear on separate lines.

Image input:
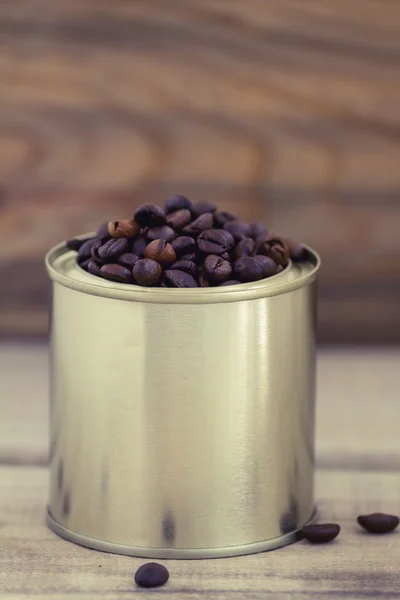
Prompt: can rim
<box><xmin>45</xmin><ymin>235</ymin><xmax>321</xmax><ymax>304</ymax></box>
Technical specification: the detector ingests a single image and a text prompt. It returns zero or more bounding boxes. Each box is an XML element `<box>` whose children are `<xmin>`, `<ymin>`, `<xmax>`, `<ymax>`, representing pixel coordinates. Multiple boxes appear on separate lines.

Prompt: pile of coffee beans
<box><xmin>66</xmin><ymin>195</ymin><xmax>307</xmax><ymax>288</ymax></box>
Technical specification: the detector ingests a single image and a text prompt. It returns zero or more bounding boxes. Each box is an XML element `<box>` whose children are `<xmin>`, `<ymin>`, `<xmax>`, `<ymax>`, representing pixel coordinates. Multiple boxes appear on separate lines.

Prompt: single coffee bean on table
<box><xmin>301</xmin><ymin>523</ymin><xmax>341</xmax><ymax>544</ymax></box>
<box><xmin>66</xmin><ymin>196</ymin><xmax>307</xmax><ymax>287</ymax></box>
<box><xmin>357</xmin><ymin>513</ymin><xmax>399</xmax><ymax>534</ymax></box>
<box><xmin>134</xmin><ymin>562</ymin><xmax>170</xmax><ymax>588</ymax></box>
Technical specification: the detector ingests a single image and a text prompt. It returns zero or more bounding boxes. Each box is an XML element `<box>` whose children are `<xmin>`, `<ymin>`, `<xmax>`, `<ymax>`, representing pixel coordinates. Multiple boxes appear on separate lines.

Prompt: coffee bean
<box><xmin>191</xmin><ymin>201</ymin><xmax>217</xmax><ymax>217</ymax></box>
<box><xmin>357</xmin><ymin>513</ymin><xmax>399</xmax><ymax>534</ymax></box>
<box><xmin>285</xmin><ymin>238</ymin><xmax>306</xmax><ymax>262</ymax></box>
<box><xmin>92</xmin><ymin>238</ymin><xmax>128</xmax><ymax>264</ymax></box>
<box><xmin>135</xmin><ymin>562</ymin><xmax>169</xmax><ymax>588</ymax></box>
<box><xmin>144</xmin><ymin>239</ymin><xmax>176</xmax><ymax>267</ymax></box>
<box><xmin>221</xmin><ymin>280</ymin><xmax>241</xmax><ymax>286</ymax></box>
<box><xmin>214</xmin><ymin>211</ymin><xmax>237</xmax><ymax>228</ymax></box>
<box><xmin>77</xmin><ymin>237</ymin><xmax>98</xmax><ymax>262</ymax></box>
<box><xmin>301</xmin><ymin>523</ymin><xmax>341</xmax><ymax>544</ymax></box>
<box><xmin>79</xmin><ymin>258</ymin><xmax>92</xmax><ymax>271</ymax></box>
<box><xmin>254</xmin><ymin>255</ymin><xmax>278</xmax><ymax>277</ymax></box>
<box><xmin>276</xmin><ymin>265</ymin><xmax>284</xmax><ymax>273</ymax></box>
<box><xmin>165</xmin><ymin>194</ymin><xmax>193</xmax><ymax>214</ymax></box>
<box><xmin>223</xmin><ymin>220</ymin><xmax>252</xmax><ymax>241</ymax></box>
<box><xmin>131</xmin><ymin>235</ymin><xmax>148</xmax><ymax>256</ymax></box>
<box><xmin>180</xmin><ymin>252</ymin><xmax>199</xmax><ymax>263</ymax></box>
<box><xmin>197</xmin><ymin>229</ymin><xmax>230</xmax><ymax>255</ymax></box>
<box><xmin>134</xmin><ymin>204</ymin><xmax>166</xmax><ymax>228</ymax></box>
<box><xmin>164</xmin><ymin>270</ymin><xmax>198</xmax><ymax>288</ymax></box>
<box><xmin>198</xmin><ymin>272</ymin><xmax>210</xmax><ymax>287</ymax></box>
<box><xmin>251</xmin><ymin>222</ymin><xmax>267</xmax><ymax>239</ymax></box>
<box><xmin>133</xmin><ymin>259</ymin><xmax>163</xmax><ymax>287</ymax></box>
<box><xmin>166</xmin><ymin>209</ymin><xmax>192</xmax><ymax>231</ymax></box>
<box><xmin>182</xmin><ymin>212</ymin><xmax>214</xmax><ymax>237</ymax></box>
<box><xmin>118</xmin><ymin>253</ymin><xmax>139</xmax><ymax>269</ymax></box>
<box><xmin>204</xmin><ymin>255</ymin><xmax>232</xmax><ymax>283</ymax></box>
<box><xmin>100</xmin><ymin>264</ymin><xmax>132</xmax><ymax>284</ymax></box>
<box><xmin>87</xmin><ymin>261</ymin><xmax>101</xmax><ymax>276</ymax></box>
<box><xmin>108</xmin><ymin>219</ymin><xmax>140</xmax><ymax>238</ymax></box>
<box><xmin>170</xmin><ymin>260</ymin><xmax>198</xmax><ymax>276</ymax></box>
<box><xmin>66</xmin><ymin>238</ymin><xmax>84</xmax><ymax>251</ymax></box>
<box><xmin>234</xmin><ymin>257</ymin><xmax>265</xmax><ymax>282</ymax></box>
<box><xmin>218</xmin><ymin>230</ymin><xmax>235</xmax><ymax>251</ymax></box>
<box><xmin>234</xmin><ymin>237</ymin><xmax>256</xmax><ymax>259</ymax></box>
<box><xmin>220</xmin><ymin>252</ymin><xmax>231</xmax><ymax>261</ymax></box>
<box><xmin>171</xmin><ymin>236</ymin><xmax>197</xmax><ymax>256</ymax></box>
<box><xmin>258</xmin><ymin>235</ymin><xmax>290</xmax><ymax>267</ymax></box>
<box><xmin>96</xmin><ymin>222</ymin><xmax>110</xmax><ymax>238</ymax></box>
<box><xmin>147</xmin><ymin>225</ymin><xmax>176</xmax><ymax>242</ymax></box>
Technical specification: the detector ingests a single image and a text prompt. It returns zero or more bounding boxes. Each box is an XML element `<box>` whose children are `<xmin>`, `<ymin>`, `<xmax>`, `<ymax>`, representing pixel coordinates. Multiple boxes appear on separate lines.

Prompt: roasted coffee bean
<box><xmin>214</xmin><ymin>211</ymin><xmax>237</xmax><ymax>228</ymax></box>
<box><xmin>197</xmin><ymin>229</ymin><xmax>230</xmax><ymax>255</ymax></box>
<box><xmin>180</xmin><ymin>252</ymin><xmax>199</xmax><ymax>263</ymax></box>
<box><xmin>182</xmin><ymin>212</ymin><xmax>214</xmax><ymax>237</ymax></box>
<box><xmin>357</xmin><ymin>513</ymin><xmax>399</xmax><ymax>534</ymax></box>
<box><xmin>147</xmin><ymin>225</ymin><xmax>176</xmax><ymax>243</ymax></box>
<box><xmin>166</xmin><ymin>209</ymin><xmax>192</xmax><ymax>231</ymax></box>
<box><xmin>223</xmin><ymin>219</ymin><xmax>252</xmax><ymax>241</ymax></box>
<box><xmin>100</xmin><ymin>263</ymin><xmax>132</xmax><ymax>284</ymax></box>
<box><xmin>234</xmin><ymin>257</ymin><xmax>265</xmax><ymax>282</ymax></box>
<box><xmin>171</xmin><ymin>236</ymin><xmax>197</xmax><ymax>256</ymax></box>
<box><xmin>234</xmin><ymin>237</ymin><xmax>255</xmax><ymax>259</ymax></box>
<box><xmin>165</xmin><ymin>194</ymin><xmax>193</xmax><ymax>214</ymax></box>
<box><xmin>96</xmin><ymin>222</ymin><xmax>110</xmax><ymax>238</ymax></box>
<box><xmin>254</xmin><ymin>255</ymin><xmax>278</xmax><ymax>277</ymax></box>
<box><xmin>198</xmin><ymin>272</ymin><xmax>210</xmax><ymax>287</ymax></box>
<box><xmin>258</xmin><ymin>235</ymin><xmax>290</xmax><ymax>267</ymax></box>
<box><xmin>135</xmin><ymin>562</ymin><xmax>170</xmax><ymax>588</ymax></box>
<box><xmin>251</xmin><ymin>222</ymin><xmax>267</xmax><ymax>239</ymax></box>
<box><xmin>77</xmin><ymin>237</ymin><xmax>98</xmax><ymax>261</ymax></box>
<box><xmin>133</xmin><ymin>259</ymin><xmax>163</xmax><ymax>287</ymax></box>
<box><xmin>66</xmin><ymin>238</ymin><xmax>84</xmax><ymax>251</ymax></box>
<box><xmin>220</xmin><ymin>252</ymin><xmax>231</xmax><ymax>261</ymax></box>
<box><xmin>285</xmin><ymin>238</ymin><xmax>306</xmax><ymax>261</ymax></box>
<box><xmin>276</xmin><ymin>265</ymin><xmax>284</xmax><ymax>273</ymax></box>
<box><xmin>164</xmin><ymin>270</ymin><xmax>198</xmax><ymax>288</ymax></box>
<box><xmin>144</xmin><ymin>239</ymin><xmax>176</xmax><ymax>267</ymax></box>
<box><xmin>87</xmin><ymin>260</ymin><xmax>101</xmax><ymax>276</ymax></box>
<box><xmin>221</xmin><ymin>280</ymin><xmax>241</xmax><ymax>286</ymax></box>
<box><xmin>134</xmin><ymin>204</ymin><xmax>166</xmax><ymax>228</ymax></box>
<box><xmin>170</xmin><ymin>260</ymin><xmax>198</xmax><ymax>276</ymax></box>
<box><xmin>191</xmin><ymin>201</ymin><xmax>217</xmax><ymax>217</ymax></box>
<box><xmin>219</xmin><ymin>229</ymin><xmax>235</xmax><ymax>251</ymax></box>
<box><xmin>108</xmin><ymin>219</ymin><xmax>139</xmax><ymax>238</ymax></box>
<box><xmin>204</xmin><ymin>254</ymin><xmax>232</xmax><ymax>283</ymax></box>
<box><xmin>131</xmin><ymin>235</ymin><xmax>148</xmax><ymax>256</ymax></box>
<box><xmin>92</xmin><ymin>238</ymin><xmax>128</xmax><ymax>263</ymax></box>
<box><xmin>118</xmin><ymin>253</ymin><xmax>139</xmax><ymax>269</ymax></box>
<box><xmin>301</xmin><ymin>523</ymin><xmax>341</xmax><ymax>544</ymax></box>
<box><xmin>79</xmin><ymin>258</ymin><xmax>91</xmax><ymax>271</ymax></box>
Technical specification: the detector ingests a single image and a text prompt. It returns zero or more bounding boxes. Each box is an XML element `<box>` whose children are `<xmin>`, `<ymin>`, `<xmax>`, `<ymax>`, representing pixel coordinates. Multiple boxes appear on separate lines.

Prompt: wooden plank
<box><xmin>0</xmin><ymin>0</ymin><xmax>399</xmax><ymax>342</ymax></box>
<box><xmin>1</xmin><ymin>344</ymin><xmax>400</xmax><ymax>471</ymax></box>
<box><xmin>1</xmin><ymin>465</ymin><xmax>399</xmax><ymax>599</ymax></box>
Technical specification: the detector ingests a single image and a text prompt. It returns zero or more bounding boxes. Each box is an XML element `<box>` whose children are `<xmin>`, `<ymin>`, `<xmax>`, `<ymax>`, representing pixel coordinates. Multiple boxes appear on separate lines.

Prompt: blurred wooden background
<box><xmin>0</xmin><ymin>0</ymin><xmax>399</xmax><ymax>344</ymax></box>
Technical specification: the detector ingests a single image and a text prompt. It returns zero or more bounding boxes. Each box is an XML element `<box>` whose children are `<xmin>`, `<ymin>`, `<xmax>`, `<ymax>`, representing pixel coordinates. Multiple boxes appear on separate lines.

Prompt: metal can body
<box><xmin>46</xmin><ymin>242</ymin><xmax>320</xmax><ymax>558</ymax></box>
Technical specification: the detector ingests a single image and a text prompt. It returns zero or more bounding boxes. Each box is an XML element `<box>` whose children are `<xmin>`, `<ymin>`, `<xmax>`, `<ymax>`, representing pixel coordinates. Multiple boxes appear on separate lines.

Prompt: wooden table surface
<box><xmin>1</xmin><ymin>343</ymin><xmax>400</xmax><ymax>599</ymax></box>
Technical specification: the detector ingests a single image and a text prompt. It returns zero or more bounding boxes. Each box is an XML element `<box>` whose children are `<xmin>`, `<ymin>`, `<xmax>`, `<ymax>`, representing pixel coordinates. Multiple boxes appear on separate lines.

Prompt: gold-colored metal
<box><xmin>45</xmin><ymin>238</ymin><xmax>320</xmax><ymax>558</ymax></box>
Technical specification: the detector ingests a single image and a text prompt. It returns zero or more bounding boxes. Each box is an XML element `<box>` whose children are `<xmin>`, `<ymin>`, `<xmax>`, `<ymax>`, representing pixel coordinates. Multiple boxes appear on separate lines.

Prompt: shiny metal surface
<box><xmin>46</xmin><ymin>241</ymin><xmax>320</xmax><ymax>558</ymax></box>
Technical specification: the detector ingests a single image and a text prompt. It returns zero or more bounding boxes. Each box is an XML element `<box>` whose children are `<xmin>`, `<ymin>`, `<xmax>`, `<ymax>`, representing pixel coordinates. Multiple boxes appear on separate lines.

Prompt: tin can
<box><xmin>45</xmin><ymin>239</ymin><xmax>320</xmax><ymax>559</ymax></box>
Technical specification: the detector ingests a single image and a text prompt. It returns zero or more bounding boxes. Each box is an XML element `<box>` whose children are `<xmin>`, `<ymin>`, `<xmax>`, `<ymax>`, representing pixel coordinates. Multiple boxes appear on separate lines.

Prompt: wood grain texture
<box><xmin>0</xmin><ymin>0</ymin><xmax>400</xmax><ymax>342</ymax></box>
<box><xmin>1</xmin><ymin>343</ymin><xmax>400</xmax><ymax>470</ymax></box>
<box><xmin>1</xmin><ymin>466</ymin><xmax>400</xmax><ymax>599</ymax></box>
